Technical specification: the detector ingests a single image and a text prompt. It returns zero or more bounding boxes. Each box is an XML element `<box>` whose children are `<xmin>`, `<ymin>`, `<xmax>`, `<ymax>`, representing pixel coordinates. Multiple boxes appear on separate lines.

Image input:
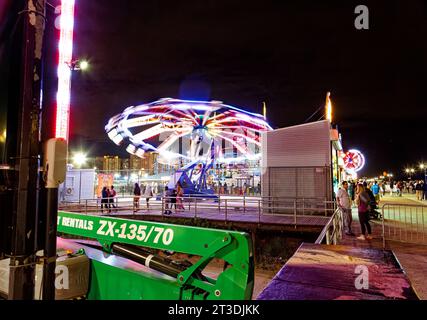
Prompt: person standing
<box><xmin>176</xmin><ymin>183</ymin><xmax>185</xmax><ymax>211</ymax></box>
<box><xmin>423</xmin><ymin>181</ymin><xmax>427</xmax><ymax>201</ymax></box>
<box><xmin>101</xmin><ymin>187</ymin><xmax>109</xmax><ymax>214</ymax></box>
<box><xmin>133</xmin><ymin>183</ymin><xmax>141</xmax><ymax>213</ymax></box>
<box><xmin>348</xmin><ymin>181</ymin><xmax>355</xmax><ymax>207</ymax></box>
<box><xmin>144</xmin><ymin>184</ymin><xmax>153</xmax><ymax>209</ymax></box>
<box><xmin>355</xmin><ymin>184</ymin><xmax>373</xmax><ymax>240</ymax></box>
<box><xmin>170</xmin><ymin>189</ymin><xmax>177</xmax><ymax>212</ymax></box>
<box><xmin>415</xmin><ymin>181</ymin><xmax>423</xmax><ymax>201</ymax></box>
<box><xmin>336</xmin><ymin>181</ymin><xmax>354</xmax><ymax>236</ymax></box>
<box><xmin>109</xmin><ymin>185</ymin><xmax>117</xmax><ymax>212</ymax></box>
<box><xmin>163</xmin><ymin>186</ymin><xmax>172</xmax><ymax>215</ymax></box>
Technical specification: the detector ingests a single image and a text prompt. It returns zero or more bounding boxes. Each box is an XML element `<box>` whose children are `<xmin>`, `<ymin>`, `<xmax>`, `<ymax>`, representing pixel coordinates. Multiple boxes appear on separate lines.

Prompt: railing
<box><xmin>59</xmin><ymin>195</ymin><xmax>336</xmax><ymax>227</ymax></box>
<box><xmin>381</xmin><ymin>203</ymin><xmax>427</xmax><ymax>247</ymax></box>
<box><xmin>315</xmin><ymin>208</ymin><xmax>343</xmax><ymax>245</ymax></box>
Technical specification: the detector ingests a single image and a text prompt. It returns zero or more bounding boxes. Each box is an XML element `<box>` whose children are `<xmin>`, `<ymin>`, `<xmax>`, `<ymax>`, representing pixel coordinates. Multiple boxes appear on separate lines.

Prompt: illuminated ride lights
<box><xmin>55</xmin><ymin>0</ymin><xmax>75</xmax><ymax>140</ymax></box>
<box><xmin>342</xmin><ymin>149</ymin><xmax>365</xmax><ymax>173</ymax></box>
<box><xmin>105</xmin><ymin>98</ymin><xmax>273</xmax><ymax>164</ymax></box>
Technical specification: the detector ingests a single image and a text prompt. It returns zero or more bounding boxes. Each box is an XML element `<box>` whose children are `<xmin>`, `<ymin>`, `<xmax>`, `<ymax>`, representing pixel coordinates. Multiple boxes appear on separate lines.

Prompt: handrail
<box><xmin>315</xmin><ymin>208</ymin><xmax>343</xmax><ymax>245</ymax></box>
<box><xmin>59</xmin><ymin>195</ymin><xmax>336</xmax><ymax>228</ymax></box>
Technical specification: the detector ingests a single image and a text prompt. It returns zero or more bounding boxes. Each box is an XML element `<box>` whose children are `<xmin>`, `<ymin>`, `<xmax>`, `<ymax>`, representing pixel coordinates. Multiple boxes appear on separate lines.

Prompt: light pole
<box><xmin>405</xmin><ymin>168</ymin><xmax>415</xmax><ymax>180</ymax></box>
<box><xmin>420</xmin><ymin>164</ymin><xmax>426</xmax><ymax>184</ymax></box>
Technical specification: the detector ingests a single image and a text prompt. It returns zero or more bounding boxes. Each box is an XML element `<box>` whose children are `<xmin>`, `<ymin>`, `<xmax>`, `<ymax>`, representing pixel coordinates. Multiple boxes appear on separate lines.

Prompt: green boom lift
<box><xmin>55</xmin><ymin>211</ymin><xmax>254</xmax><ymax>300</ymax></box>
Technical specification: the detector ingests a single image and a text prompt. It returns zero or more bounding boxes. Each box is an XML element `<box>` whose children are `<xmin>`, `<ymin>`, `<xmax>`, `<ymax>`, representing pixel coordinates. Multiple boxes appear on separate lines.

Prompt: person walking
<box><xmin>133</xmin><ymin>183</ymin><xmax>141</xmax><ymax>213</ymax></box>
<box><xmin>355</xmin><ymin>184</ymin><xmax>373</xmax><ymax>240</ymax></box>
<box><xmin>371</xmin><ymin>181</ymin><xmax>380</xmax><ymax>205</ymax></box>
<box><xmin>144</xmin><ymin>184</ymin><xmax>153</xmax><ymax>209</ymax></box>
<box><xmin>336</xmin><ymin>181</ymin><xmax>354</xmax><ymax>236</ymax></box>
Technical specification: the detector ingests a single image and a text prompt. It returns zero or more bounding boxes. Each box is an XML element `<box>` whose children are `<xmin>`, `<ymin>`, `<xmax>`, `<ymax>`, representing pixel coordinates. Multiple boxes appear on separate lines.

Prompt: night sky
<box><xmin>69</xmin><ymin>0</ymin><xmax>427</xmax><ymax>178</ymax></box>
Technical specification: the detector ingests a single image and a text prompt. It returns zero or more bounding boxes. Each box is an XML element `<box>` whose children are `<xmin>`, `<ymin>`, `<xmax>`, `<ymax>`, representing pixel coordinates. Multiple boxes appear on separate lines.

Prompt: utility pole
<box><xmin>8</xmin><ymin>0</ymin><xmax>47</xmax><ymax>300</ymax></box>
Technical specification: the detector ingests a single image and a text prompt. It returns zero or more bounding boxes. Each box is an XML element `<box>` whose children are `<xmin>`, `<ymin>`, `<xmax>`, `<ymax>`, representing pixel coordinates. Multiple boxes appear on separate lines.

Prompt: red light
<box><xmin>55</xmin><ymin>0</ymin><xmax>75</xmax><ymax>140</ymax></box>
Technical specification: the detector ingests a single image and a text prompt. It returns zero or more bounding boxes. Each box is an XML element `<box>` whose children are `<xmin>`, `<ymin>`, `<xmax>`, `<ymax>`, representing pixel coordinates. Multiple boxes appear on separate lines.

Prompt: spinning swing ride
<box><xmin>105</xmin><ymin>98</ymin><xmax>272</xmax><ymax>196</ymax></box>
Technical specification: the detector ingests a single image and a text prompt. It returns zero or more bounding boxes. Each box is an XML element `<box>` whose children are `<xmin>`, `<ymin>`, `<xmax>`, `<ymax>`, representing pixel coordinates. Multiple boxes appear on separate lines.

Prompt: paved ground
<box><xmin>339</xmin><ymin>195</ymin><xmax>427</xmax><ymax>299</ymax></box>
<box><xmin>258</xmin><ymin>195</ymin><xmax>427</xmax><ymax>300</ymax></box>
<box><xmin>257</xmin><ymin>243</ymin><xmax>418</xmax><ymax>300</ymax></box>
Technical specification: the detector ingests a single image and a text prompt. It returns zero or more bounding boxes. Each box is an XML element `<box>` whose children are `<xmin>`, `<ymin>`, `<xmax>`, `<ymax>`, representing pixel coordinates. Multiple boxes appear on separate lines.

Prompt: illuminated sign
<box><xmin>55</xmin><ymin>0</ymin><xmax>75</xmax><ymax>140</ymax></box>
<box><xmin>342</xmin><ymin>149</ymin><xmax>365</xmax><ymax>173</ymax></box>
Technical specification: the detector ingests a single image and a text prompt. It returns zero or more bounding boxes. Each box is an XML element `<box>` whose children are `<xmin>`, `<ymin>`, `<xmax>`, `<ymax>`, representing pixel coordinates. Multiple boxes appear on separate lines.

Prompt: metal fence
<box><xmin>315</xmin><ymin>208</ymin><xmax>343</xmax><ymax>245</ymax></box>
<box><xmin>381</xmin><ymin>203</ymin><xmax>427</xmax><ymax>247</ymax></box>
<box><xmin>59</xmin><ymin>195</ymin><xmax>336</xmax><ymax>226</ymax></box>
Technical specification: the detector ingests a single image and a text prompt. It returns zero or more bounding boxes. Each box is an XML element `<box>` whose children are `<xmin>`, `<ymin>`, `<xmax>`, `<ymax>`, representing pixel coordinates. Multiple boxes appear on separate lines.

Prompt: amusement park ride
<box><xmin>342</xmin><ymin>149</ymin><xmax>366</xmax><ymax>179</ymax></box>
<box><xmin>105</xmin><ymin>98</ymin><xmax>272</xmax><ymax>197</ymax></box>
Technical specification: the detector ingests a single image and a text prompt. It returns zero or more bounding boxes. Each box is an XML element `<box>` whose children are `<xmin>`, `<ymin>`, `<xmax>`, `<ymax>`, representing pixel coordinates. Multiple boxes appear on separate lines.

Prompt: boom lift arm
<box><xmin>57</xmin><ymin>211</ymin><xmax>254</xmax><ymax>300</ymax></box>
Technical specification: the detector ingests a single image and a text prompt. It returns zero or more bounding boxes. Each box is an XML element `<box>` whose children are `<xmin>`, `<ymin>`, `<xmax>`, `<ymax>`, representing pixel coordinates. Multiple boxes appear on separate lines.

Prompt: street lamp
<box><xmin>405</xmin><ymin>168</ymin><xmax>415</xmax><ymax>180</ymax></box>
<box><xmin>79</xmin><ymin>60</ymin><xmax>89</xmax><ymax>71</ymax></box>
<box><xmin>420</xmin><ymin>163</ymin><xmax>426</xmax><ymax>184</ymax></box>
<box><xmin>72</xmin><ymin>152</ymin><xmax>87</xmax><ymax>168</ymax></box>
<box><xmin>66</xmin><ymin>59</ymin><xmax>90</xmax><ymax>71</ymax></box>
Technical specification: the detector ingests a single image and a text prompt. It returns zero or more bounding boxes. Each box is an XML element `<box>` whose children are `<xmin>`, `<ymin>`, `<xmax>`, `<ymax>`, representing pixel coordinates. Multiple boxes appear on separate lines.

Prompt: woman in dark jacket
<box><xmin>355</xmin><ymin>184</ymin><xmax>372</xmax><ymax>240</ymax></box>
<box><xmin>101</xmin><ymin>187</ymin><xmax>108</xmax><ymax>213</ymax></box>
<box><xmin>133</xmin><ymin>183</ymin><xmax>141</xmax><ymax>213</ymax></box>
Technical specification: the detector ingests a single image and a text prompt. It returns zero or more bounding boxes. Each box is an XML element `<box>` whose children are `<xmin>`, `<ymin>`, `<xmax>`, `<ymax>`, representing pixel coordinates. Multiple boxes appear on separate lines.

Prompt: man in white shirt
<box><xmin>336</xmin><ymin>181</ymin><xmax>354</xmax><ymax>236</ymax></box>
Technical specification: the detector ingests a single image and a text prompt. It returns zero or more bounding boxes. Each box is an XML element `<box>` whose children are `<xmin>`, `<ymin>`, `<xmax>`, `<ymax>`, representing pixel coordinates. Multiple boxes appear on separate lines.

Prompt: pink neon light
<box><xmin>55</xmin><ymin>0</ymin><xmax>75</xmax><ymax>140</ymax></box>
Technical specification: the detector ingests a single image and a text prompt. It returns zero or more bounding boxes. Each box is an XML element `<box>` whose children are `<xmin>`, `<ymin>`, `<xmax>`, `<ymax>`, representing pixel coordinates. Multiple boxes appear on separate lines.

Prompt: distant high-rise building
<box><xmin>121</xmin><ymin>158</ymin><xmax>130</xmax><ymax>170</ymax></box>
<box><xmin>130</xmin><ymin>154</ymin><xmax>142</xmax><ymax>171</ymax></box>
<box><xmin>103</xmin><ymin>156</ymin><xmax>120</xmax><ymax>172</ymax></box>
<box><xmin>94</xmin><ymin>157</ymin><xmax>104</xmax><ymax>171</ymax></box>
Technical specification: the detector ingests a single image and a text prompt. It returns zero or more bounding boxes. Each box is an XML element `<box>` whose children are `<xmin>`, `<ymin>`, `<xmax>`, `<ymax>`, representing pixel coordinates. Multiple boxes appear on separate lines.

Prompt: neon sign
<box><xmin>343</xmin><ymin>149</ymin><xmax>365</xmax><ymax>173</ymax></box>
<box><xmin>55</xmin><ymin>0</ymin><xmax>75</xmax><ymax>140</ymax></box>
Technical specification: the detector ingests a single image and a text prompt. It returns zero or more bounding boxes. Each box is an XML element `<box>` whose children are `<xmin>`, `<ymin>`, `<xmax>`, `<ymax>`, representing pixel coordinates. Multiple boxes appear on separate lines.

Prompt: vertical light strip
<box><xmin>55</xmin><ymin>0</ymin><xmax>75</xmax><ymax>140</ymax></box>
<box><xmin>326</xmin><ymin>91</ymin><xmax>332</xmax><ymax>123</ymax></box>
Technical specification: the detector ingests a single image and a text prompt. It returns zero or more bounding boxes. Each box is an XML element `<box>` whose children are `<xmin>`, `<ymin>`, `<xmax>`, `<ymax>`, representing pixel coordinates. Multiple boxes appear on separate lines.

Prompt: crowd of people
<box><xmin>132</xmin><ymin>182</ymin><xmax>185</xmax><ymax>214</ymax></box>
<box><xmin>211</xmin><ymin>182</ymin><xmax>262</xmax><ymax>196</ymax></box>
<box><xmin>380</xmin><ymin>180</ymin><xmax>426</xmax><ymax>199</ymax></box>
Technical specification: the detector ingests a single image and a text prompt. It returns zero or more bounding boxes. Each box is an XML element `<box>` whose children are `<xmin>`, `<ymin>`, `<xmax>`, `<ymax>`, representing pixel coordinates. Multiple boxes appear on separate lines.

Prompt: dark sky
<box><xmin>69</xmin><ymin>0</ymin><xmax>427</xmax><ymax>178</ymax></box>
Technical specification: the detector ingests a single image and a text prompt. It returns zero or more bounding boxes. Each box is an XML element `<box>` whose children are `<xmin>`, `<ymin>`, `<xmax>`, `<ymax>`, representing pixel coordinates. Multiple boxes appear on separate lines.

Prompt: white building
<box><xmin>59</xmin><ymin>167</ymin><xmax>96</xmax><ymax>202</ymax></box>
<box><xmin>261</xmin><ymin>120</ymin><xmax>343</xmax><ymax>201</ymax></box>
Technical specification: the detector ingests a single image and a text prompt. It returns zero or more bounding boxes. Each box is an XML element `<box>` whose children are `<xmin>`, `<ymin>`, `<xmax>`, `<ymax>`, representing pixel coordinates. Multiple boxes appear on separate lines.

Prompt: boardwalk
<box><xmin>340</xmin><ymin>195</ymin><xmax>427</xmax><ymax>299</ymax></box>
<box><xmin>257</xmin><ymin>243</ymin><xmax>418</xmax><ymax>300</ymax></box>
<box><xmin>258</xmin><ymin>195</ymin><xmax>427</xmax><ymax>300</ymax></box>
